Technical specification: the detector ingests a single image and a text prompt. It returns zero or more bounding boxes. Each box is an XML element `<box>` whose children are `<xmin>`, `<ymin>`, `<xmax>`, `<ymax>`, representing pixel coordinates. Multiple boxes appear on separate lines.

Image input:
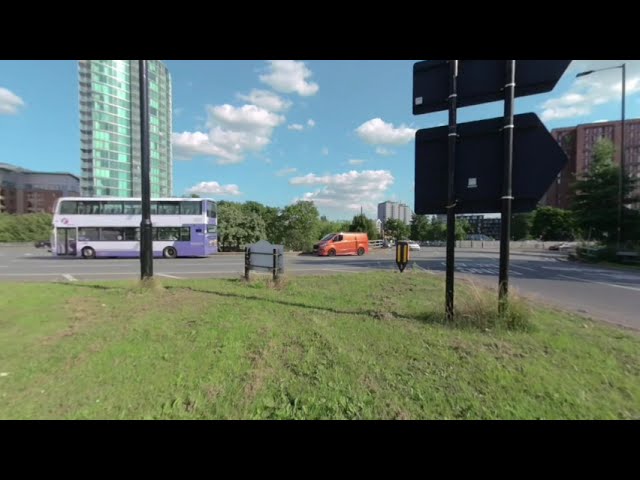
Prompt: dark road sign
<box><xmin>413</xmin><ymin>60</ymin><xmax>571</xmax><ymax>115</ymax></box>
<box><xmin>414</xmin><ymin>112</ymin><xmax>568</xmax><ymax>214</ymax></box>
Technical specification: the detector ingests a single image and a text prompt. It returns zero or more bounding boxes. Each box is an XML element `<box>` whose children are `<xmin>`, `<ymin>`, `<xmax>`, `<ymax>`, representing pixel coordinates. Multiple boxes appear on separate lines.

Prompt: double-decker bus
<box><xmin>51</xmin><ymin>197</ymin><xmax>217</xmax><ymax>259</ymax></box>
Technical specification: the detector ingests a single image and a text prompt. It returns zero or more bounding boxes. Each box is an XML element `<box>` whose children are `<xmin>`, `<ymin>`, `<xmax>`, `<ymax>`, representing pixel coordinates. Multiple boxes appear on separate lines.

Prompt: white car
<box><xmin>408</xmin><ymin>242</ymin><xmax>421</xmax><ymax>251</ymax></box>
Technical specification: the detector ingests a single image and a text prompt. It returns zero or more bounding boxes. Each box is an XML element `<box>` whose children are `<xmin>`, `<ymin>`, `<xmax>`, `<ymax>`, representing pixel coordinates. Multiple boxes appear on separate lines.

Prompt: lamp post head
<box><xmin>576</xmin><ymin>70</ymin><xmax>594</xmax><ymax>78</ymax></box>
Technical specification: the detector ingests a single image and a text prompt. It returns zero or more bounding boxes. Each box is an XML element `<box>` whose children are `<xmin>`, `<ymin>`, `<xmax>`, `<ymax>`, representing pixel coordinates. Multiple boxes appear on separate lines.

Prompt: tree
<box><xmin>530</xmin><ymin>206</ymin><xmax>576</xmax><ymax>241</ymax></box>
<box><xmin>410</xmin><ymin>214</ymin><xmax>430</xmax><ymax>241</ymax></box>
<box><xmin>317</xmin><ymin>218</ymin><xmax>343</xmax><ymax>239</ymax></box>
<box><xmin>279</xmin><ymin>201</ymin><xmax>320</xmax><ymax>252</ymax></box>
<box><xmin>217</xmin><ymin>202</ymin><xmax>266</xmax><ymax>251</ymax></box>
<box><xmin>349</xmin><ymin>213</ymin><xmax>379</xmax><ymax>240</ymax></box>
<box><xmin>424</xmin><ymin>218</ymin><xmax>447</xmax><ymax>241</ymax></box>
<box><xmin>455</xmin><ymin>218</ymin><xmax>471</xmax><ymax>240</ymax></box>
<box><xmin>511</xmin><ymin>213</ymin><xmax>533</xmax><ymax>240</ymax></box>
<box><xmin>571</xmin><ymin>138</ymin><xmax>639</xmax><ymax>243</ymax></box>
<box><xmin>0</xmin><ymin>213</ymin><xmax>53</xmax><ymax>243</ymax></box>
<box><xmin>242</xmin><ymin>201</ymin><xmax>281</xmax><ymax>244</ymax></box>
<box><xmin>384</xmin><ymin>218</ymin><xmax>409</xmax><ymax>241</ymax></box>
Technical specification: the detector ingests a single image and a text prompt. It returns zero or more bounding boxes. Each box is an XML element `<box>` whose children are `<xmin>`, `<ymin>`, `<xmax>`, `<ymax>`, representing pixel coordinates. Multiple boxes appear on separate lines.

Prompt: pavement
<box><xmin>1</xmin><ymin>245</ymin><xmax>639</xmax><ymax>330</ymax></box>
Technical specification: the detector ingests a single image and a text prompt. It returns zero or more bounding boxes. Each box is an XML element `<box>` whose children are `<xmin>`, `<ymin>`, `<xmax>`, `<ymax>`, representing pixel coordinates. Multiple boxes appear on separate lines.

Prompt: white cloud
<box><xmin>185</xmin><ymin>181</ymin><xmax>242</xmax><ymax>197</ymax></box>
<box><xmin>172</xmin><ymin>131</ymin><xmax>241</xmax><ymax>163</ymax></box>
<box><xmin>0</xmin><ymin>87</ymin><xmax>25</xmax><ymax>115</ymax></box>
<box><xmin>260</xmin><ymin>60</ymin><xmax>319</xmax><ymax>96</ymax></box>
<box><xmin>236</xmin><ymin>89</ymin><xmax>291</xmax><ymax>112</ymax></box>
<box><xmin>307</xmin><ymin>119</ymin><xmax>315</xmax><ymax>127</ymax></box>
<box><xmin>321</xmin><ymin>147</ymin><xmax>329</xmax><ymax>156</ymax></box>
<box><xmin>276</xmin><ymin>167</ymin><xmax>297</xmax><ymax>176</ymax></box>
<box><xmin>355</xmin><ymin>118</ymin><xmax>416</xmax><ymax>145</ymax></box>
<box><xmin>290</xmin><ymin>169</ymin><xmax>394</xmax><ymax>216</ymax></box>
<box><xmin>593</xmin><ymin>119</ymin><xmax>609</xmax><ymax>123</ymax></box>
<box><xmin>173</xmin><ymin>103</ymin><xmax>284</xmax><ymax>165</ymax></box>
<box><xmin>209</xmin><ymin>104</ymin><xmax>284</xmax><ymax>132</ymax></box>
<box><xmin>348</xmin><ymin>159</ymin><xmax>365</xmax><ymax>165</ymax></box>
<box><xmin>540</xmin><ymin>60</ymin><xmax>640</xmax><ymax>122</ymax></box>
<box><xmin>540</xmin><ymin>105</ymin><xmax>590</xmax><ymax>122</ymax></box>
<box><xmin>375</xmin><ymin>146</ymin><xmax>395</xmax><ymax>156</ymax></box>
<box><xmin>287</xmin><ymin>123</ymin><xmax>304</xmax><ymax>131</ymax></box>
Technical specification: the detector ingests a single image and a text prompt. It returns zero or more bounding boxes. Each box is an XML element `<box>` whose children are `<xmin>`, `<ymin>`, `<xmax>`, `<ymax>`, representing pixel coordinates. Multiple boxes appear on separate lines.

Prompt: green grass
<box><xmin>0</xmin><ymin>271</ymin><xmax>638</xmax><ymax>419</ymax></box>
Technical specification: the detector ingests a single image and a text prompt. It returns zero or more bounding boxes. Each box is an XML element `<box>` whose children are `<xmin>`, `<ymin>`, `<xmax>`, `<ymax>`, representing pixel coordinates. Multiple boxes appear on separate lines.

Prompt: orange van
<box><xmin>313</xmin><ymin>232</ymin><xmax>369</xmax><ymax>256</ymax></box>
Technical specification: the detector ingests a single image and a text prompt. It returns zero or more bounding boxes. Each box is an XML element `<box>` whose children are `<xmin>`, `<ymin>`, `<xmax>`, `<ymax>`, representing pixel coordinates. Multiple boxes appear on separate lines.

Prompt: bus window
<box><xmin>180</xmin><ymin>227</ymin><xmax>191</xmax><ymax>241</ymax></box>
<box><xmin>207</xmin><ymin>202</ymin><xmax>217</xmax><ymax>219</ymax></box>
<box><xmin>157</xmin><ymin>227</ymin><xmax>180</xmax><ymax>240</ymax></box>
<box><xmin>100</xmin><ymin>228</ymin><xmax>125</xmax><ymax>241</ymax></box>
<box><xmin>158</xmin><ymin>202</ymin><xmax>179</xmax><ymax>215</ymax></box>
<box><xmin>78</xmin><ymin>228</ymin><xmax>100</xmax><ymax>241</ymax></box>
<box><xmin>77</xmin><ymin>201</ymin><xmax>101</xmax><ymax>215</ymax></box>
<box><xmin>102</xmin><ymin>202</ymin><xmax>123</xmax><ymax>215</ymax></box>
<box><xmin>123</xmin><ymin>228</ymin><xmax>139</xmax><ymax>241</ymax></box>
<box><xmin>150</xmin><ymin>202</ymin><xmax>158</xmax><ymax>215</ymax></box>
<box><xmin>59</xmin><ymin>201</ymin><xmax>77</xmax><ymax>214</ymax></box>
<box><xmin>123</xmin><ymin>202</ymin><xmax>141</xmax><ymax>215</ymax></box>
<box><xmin>207</xmin><ymin>225</ymin><xmax>217</xmax><ymax>234</ymax></box>
<box><xmin>180</xmin><ymin>201</ymin><xmax>201</xmax><ymax>215</ymax></box>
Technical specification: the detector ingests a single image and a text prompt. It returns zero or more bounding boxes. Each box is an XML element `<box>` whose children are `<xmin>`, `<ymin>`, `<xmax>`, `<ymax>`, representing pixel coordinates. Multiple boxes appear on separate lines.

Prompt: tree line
<box><xmin>216</xmin><ymin>200</ymin><xmax>381</xmax><ymax>252</ymax></box>
<box><xmin>0</xmin><ymin>213</ymin><xmax>53</xmax><ymax>242</ymax></box>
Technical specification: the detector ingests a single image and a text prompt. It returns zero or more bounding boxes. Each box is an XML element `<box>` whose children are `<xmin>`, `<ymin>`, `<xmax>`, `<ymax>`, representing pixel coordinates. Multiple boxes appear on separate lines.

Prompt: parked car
<box><xmin>407</xmin><ymin>241</ymin><xmax>421</xmax><ymax>251</ymax></box>
<box><xmin>549</xmin><ymin>242</ymin><xmax>575</xmax><ymax>251</ymax></box>
<box><xmin>34</xmin><ymin>240</ymin><xmax>51</xmax><ymax>249</ymax></box>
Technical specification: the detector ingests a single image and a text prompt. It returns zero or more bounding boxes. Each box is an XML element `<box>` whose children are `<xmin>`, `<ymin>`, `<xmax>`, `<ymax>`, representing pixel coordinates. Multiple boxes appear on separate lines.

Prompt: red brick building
<box><xmin>542</xmin><ymin>119</ymin><xmax>640</xmax><ymax>209</ymax></box>
<box><xmin>0</xmin><ymin>163</ymin><xmax>80</xmax><ymax>214</ymax></box>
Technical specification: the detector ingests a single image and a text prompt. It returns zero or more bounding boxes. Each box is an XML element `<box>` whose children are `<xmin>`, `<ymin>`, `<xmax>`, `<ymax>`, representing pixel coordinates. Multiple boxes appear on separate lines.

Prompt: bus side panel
<box><xmin>88</xmin><ymin>241</ymin><xmax>139</xmax><ymax>258</ymax></box>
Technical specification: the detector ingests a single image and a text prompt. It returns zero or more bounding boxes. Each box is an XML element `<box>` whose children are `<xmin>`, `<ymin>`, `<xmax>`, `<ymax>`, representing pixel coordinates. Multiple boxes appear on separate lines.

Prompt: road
<box><xmin>1</xmin><ymin>245</ymin><xmax>639</xmax><ymax>330</ymax></box>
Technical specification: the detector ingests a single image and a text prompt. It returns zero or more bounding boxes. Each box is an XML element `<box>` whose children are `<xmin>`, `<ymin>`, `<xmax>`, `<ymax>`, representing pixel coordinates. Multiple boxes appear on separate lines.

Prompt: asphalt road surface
<box><xmin>1</xmin><ymin>245</ymin><xmax>639</xmax><ymax>330</ymax></box>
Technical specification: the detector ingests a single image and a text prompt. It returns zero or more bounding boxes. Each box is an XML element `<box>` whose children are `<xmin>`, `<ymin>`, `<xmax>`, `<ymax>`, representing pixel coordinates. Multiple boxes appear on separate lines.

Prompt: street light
<box><xmin>576</xmin><ymin>63</ymin><xmax>626</xmax><ymax>249</ymax></box>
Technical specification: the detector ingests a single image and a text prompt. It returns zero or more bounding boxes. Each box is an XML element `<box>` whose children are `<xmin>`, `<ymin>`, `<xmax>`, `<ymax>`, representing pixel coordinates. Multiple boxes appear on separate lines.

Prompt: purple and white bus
<box><xmin>51</xmin><ymin>197</ymin><xmax>217</xmax><ymax>259</ymax></box>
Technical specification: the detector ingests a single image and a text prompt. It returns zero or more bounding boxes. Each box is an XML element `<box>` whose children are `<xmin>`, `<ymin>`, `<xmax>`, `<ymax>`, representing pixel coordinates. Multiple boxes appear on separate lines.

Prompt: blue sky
<box><xmin>1</xmin><ymin>60</ymin><xmax>639</xmax><ymax>220</ymax></box>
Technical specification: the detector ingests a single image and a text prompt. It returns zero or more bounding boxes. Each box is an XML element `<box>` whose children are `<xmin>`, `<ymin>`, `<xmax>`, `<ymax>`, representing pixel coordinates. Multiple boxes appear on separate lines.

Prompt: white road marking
<box><xmin>62</xmin><ymin>274</ymin><xmax>77</xmax><ymax>282</ymax></box>
<box><xmin>157</xmin><ymin>273</ymin><xmax>183</xmax><ymax>279</ymax></box>
<box><xmin>559</xmin><ymin>274</ymin><xmax>640</xmax><ymax>292</ymax></box>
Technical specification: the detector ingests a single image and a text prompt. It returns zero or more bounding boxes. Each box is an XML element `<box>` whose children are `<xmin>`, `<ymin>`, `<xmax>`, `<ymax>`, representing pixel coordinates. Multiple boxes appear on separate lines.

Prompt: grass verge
<box><xmin>0</xmin><ymin>271</ymin><xmax>638</xmax><ymax>419</ymax></box>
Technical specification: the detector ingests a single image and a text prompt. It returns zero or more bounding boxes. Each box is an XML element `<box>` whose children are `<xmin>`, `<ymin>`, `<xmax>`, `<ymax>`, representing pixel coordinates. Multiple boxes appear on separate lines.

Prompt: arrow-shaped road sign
<box><xmin>413</xmin><ymin>60</ymin><xmax>571</xmax><ymax>115</ymax></box>
<box><xmin>415</xmin><ymin>112</ymin><xmax>569</xmax><ymax>214</ymax></box>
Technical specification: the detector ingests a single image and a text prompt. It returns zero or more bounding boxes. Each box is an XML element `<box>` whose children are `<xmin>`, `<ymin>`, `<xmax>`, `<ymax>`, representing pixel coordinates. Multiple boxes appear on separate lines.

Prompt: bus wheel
<box><xmin>163</xmin><ymin>246</ymin><xmax>178</xmax><ymax>259</ymax></box>
<box><xmin>81</xmin><ymin>247</ymin><xmax>96</xmax><ymax>259</ymax></box>
<box><xmin>357</xmin><ymin>247</ymin><xmax>365</xmax><ymax>256</ymax></box>
<box><xmin>328</xmin><ymin>249</ymin><xmax>336</xmax><ymax>257</ymax></box>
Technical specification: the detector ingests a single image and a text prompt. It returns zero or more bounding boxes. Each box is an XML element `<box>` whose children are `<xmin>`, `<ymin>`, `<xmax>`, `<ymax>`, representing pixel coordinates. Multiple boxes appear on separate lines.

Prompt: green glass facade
<box><xmin>79</xmin><ymin>60</ymin><xmax>172</xmax><ymax>197</ymax></box>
